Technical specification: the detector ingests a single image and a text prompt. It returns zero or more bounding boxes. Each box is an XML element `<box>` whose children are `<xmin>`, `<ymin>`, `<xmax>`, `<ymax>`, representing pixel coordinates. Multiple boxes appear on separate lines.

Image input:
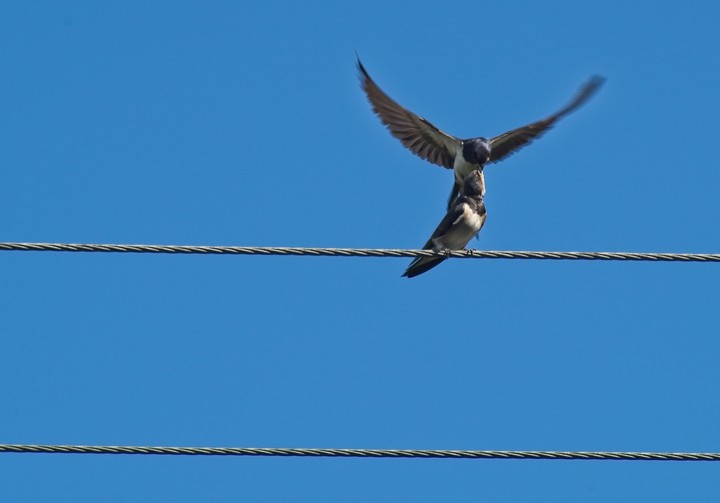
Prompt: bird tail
<box><xmin>446</xmin><ymin>183</ymin><xmax>460</xmax><ymax>211</ymax></box>
<box><xmin>402</xmin><ymin>256</ymin><xmax>447</xmax><ymax>278</ymax></box>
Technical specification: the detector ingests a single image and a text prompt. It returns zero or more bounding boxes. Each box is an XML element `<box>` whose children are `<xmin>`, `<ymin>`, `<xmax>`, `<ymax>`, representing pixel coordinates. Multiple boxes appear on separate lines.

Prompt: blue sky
<box><xmin>2</xmin><ymin>1</ymin><xmax>720</xmax><ymax>501</ymax></box>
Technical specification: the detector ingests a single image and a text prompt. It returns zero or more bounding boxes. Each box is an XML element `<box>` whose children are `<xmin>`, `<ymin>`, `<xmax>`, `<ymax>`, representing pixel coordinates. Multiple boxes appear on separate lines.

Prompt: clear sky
<box><xmin>2</xmin><ymin>1</ymin><xmax>720</xmax><ymax>501</ymax></box>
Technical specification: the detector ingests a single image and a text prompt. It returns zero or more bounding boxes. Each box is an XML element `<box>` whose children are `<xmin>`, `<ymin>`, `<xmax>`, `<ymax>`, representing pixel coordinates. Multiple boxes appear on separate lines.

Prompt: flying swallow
<box><xmin>403</xmin><ymin>169</ymin><xmax>487</xmax><ymax>278</ymax></box>
<box><xmin>358</xmin><ymin>58</ymin><xmax>604</xmax><ymax>209</ymax></box>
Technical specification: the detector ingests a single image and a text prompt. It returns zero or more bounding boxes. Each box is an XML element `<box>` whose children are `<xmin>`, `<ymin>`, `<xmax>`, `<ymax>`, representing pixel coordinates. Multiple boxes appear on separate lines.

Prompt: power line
<box><xmin>1</xmin><ymin>444</ymin><xmax>719</xmax><ymax>461</ymax></box>
<box><xmin>1</xmin><ymin>242</ymin><xmax>719</xmax><ymax>262</ymax></box>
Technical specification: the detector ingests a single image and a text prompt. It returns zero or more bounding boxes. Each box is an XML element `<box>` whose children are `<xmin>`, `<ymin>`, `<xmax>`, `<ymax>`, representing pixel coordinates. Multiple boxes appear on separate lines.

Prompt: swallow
<box><xmin>358</xmin><ymin>57</ymin><xmax>604</xmax><ymax>209</ymax></box>
<box><xmin>403</xmin><ymin>169</ymin><xmax>487</xmax><ymax>278</ymax></box>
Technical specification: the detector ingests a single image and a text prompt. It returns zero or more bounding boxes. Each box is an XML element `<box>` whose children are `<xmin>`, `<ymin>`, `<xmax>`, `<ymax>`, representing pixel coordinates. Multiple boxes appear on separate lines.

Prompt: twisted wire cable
<box><xmin>1</xmin><ymin>444</ymin><xmax>719</xmax><ymax>461</ymax></box>
<box><xmin>1</xmin><ymin>242</ymin><xmax>719</xmax><ymax>262</ymax></box>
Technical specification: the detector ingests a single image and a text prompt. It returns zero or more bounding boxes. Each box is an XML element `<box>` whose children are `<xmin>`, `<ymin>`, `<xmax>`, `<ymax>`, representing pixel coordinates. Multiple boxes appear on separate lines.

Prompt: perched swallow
<box><xmin>358</xmin><ymin>58</ymin><xmax>604</xmax><ymax>209</ymax></box>
<box><xmin>403</xmin><ymin>170</ymin><xmax>487</xmax><ymax>278</ymax></box>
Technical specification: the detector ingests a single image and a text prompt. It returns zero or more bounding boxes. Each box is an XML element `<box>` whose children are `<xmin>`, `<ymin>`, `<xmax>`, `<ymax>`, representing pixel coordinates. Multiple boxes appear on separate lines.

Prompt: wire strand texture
<box><xmin>1</xmin><ymin>242</ymin><xmax>720</xmax><ymax>262</ymax></box>
<box><xmin>1</xmin><ymin>444</ymin><xmax>719</xmax><ymax>461</ymax></box>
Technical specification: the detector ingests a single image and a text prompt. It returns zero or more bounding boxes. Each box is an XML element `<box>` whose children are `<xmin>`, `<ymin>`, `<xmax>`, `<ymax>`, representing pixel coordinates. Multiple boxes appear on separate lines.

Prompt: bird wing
<box><xmin>428</xmin><ymin>202</ymin><xmax>469</xmax><ymax>245</ymax></box>
<box><xmin>488</xmin><ymin>75</ymin><xmax>605</xmax><ymax>163</ymax></box>
<box><xmin>358</xmin><ymin>58</ymin><xmax>460</xmax><ymax>169</ymax></box>
<box><xmin>402</xmin><ymin>202</ymin><xmax>466</xmax><ymax>278</ymax></box>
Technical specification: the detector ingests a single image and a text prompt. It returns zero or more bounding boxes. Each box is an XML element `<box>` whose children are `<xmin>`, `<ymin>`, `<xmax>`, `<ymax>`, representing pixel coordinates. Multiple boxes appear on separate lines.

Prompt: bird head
<box><xmin>463</xmin><ymin>170</ymin><xmax>485</xmax><ymax>198</ymax></box>
<box><xmin>462</xmin><ymin>138</ymin><xmax>491</xmax><ymax>166</ymax></box>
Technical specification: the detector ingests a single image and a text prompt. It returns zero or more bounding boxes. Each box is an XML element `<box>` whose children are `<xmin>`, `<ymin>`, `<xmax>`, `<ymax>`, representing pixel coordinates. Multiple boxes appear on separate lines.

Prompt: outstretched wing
<box><xmin>489</xmin><ymin>75</ymin><xmax>605</xmax><ymax>163</ymax></box>
<box><xmin>358</xmin><ymin>58</ymin><xmax>461</xmax><ymax>169</ymax></box>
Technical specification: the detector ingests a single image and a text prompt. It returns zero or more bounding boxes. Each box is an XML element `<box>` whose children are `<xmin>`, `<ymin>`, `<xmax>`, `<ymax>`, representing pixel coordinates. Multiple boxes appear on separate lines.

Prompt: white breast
<box><xmin>462</xmin><ymin>205</ymin><xmax>485</xmax><ymax>232</ymax></box>
<box><xmin>435</xmin><ymin>203</ymin><xmax>485</xmax><ymax>250</ymax></box>
<box><xmin>453</xmin><ymin>155</ymin><xmax>476</xmax><ymax>184</ymax></box>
